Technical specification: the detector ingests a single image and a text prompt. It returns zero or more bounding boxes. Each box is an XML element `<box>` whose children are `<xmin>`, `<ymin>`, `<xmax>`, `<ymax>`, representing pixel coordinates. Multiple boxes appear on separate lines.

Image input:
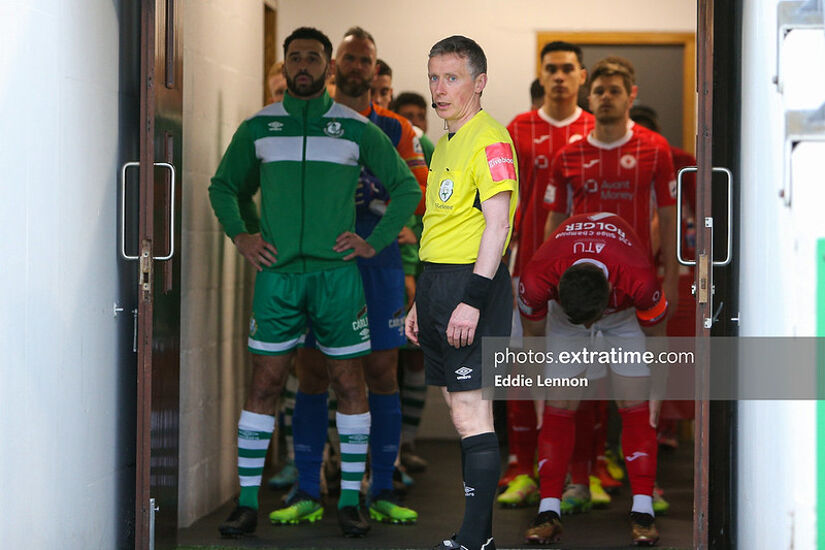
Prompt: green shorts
<box><xmin>248</xmin><ymin>265</ymin><xmax>370</xmax><ymax>358</ymax></box>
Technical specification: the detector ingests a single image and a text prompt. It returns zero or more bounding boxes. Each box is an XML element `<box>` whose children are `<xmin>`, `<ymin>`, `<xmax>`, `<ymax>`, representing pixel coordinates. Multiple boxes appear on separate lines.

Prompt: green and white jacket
<box><xmin>209</xmin><ymin>90</ymin><xmax>421</xmax><ymax>273</ymax></box>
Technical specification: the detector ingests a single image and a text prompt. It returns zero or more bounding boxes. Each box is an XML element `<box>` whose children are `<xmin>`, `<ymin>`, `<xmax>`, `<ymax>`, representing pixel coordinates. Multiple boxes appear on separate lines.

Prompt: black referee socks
<box><xmin>456</xmin><ymin>432</ymin><xmax>500</xmax><ymax>550</ymax></box>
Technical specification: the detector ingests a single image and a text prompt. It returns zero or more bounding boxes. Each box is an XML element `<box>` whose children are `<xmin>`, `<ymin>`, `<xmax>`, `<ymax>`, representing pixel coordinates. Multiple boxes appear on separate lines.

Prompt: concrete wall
<box><xmin>0</xmin><ymin>2</ymin><xmax>131</xmax><ymax>548</ymax></box>
<box><xmin>737</xmin><ymin>1</ymin><xmax>825</xmax><ymax>547</ymax></box>
<box><xmin>178</xmin><ymin>0</ymin><xmax>264</xmax><ymax>527</ymax></box>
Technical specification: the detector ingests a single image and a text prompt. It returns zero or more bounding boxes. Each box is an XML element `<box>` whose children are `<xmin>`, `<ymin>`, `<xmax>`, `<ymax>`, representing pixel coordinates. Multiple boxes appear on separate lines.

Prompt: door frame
<box><xmin>706</xmin><ymin>0</ymin><xmax>742</xmax><ymax>548</ymax></box>
<box><xmin>135</xmin><ymin>3</ymin><xmax>157</xmax><ymax>547</ymax></box>
<box><xmin>694</xmin><ymin>2</ymin><xmax>714</xmax><ymax>547</ymax></box>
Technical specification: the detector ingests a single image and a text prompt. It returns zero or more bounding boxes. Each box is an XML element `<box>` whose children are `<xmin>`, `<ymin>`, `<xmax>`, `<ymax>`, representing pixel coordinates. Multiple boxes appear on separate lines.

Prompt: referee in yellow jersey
<box><xmin>405</xmin><ymin>35</ymin><xmax>517</xmax><ymax>550</ymax></box>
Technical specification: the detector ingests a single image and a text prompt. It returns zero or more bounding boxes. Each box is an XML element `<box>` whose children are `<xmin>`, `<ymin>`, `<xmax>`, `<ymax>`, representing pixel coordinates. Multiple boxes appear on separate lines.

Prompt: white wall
<box><xmin>278</xmin><ymin>0</ymin><xmax>696</xmax><ymax>142</ymax></box>
<box><xmin>178</xmin><ymin>0</ymin><xmax>264</xmax><ymax>527</ymax></box>
<box><xmin>737</xmin><ymin>1</ymin><xmax>825</xmax><ymax>547</ymax></box>
<box><xmin>0</xmin><ymin>2</ymin><xmax>128</xmax><ymax>548</ymax></box>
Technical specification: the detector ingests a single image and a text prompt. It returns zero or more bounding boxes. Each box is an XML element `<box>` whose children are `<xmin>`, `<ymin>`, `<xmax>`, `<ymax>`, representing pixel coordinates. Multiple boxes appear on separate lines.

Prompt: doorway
<box><xmin>139</xmin><ymin>2</ymin><xmax>742</xmax><ymax>549</ymax></box>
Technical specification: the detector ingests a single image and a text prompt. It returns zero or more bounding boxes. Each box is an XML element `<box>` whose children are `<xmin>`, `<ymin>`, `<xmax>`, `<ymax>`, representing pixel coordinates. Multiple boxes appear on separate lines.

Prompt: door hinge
<box><xmin>697</xmin><ymin>253</ymin><xmax>710</xmax><ymax>305</ymax></box>
<box><xmin>140</xmin><ymin>239</ymin><xmax>153</xmax><ymax>301</ymax></box>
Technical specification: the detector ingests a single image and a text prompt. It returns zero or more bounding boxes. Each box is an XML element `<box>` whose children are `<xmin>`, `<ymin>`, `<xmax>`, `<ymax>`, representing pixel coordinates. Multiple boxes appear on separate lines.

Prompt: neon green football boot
<box><xmin>368</xmin><ymin>489</ymin><xmax>418</xmax><ymax>524</ymax></box>
<box><xmin>269</xmin><ymin>490</ymin><xmax>324</xmax><ymax>525</ymax></box>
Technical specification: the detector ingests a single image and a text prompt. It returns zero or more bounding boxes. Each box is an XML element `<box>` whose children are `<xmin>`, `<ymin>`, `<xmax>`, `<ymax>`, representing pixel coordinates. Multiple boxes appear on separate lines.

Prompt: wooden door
<box><xmin>692</xmin><ymin>1</ymin><xmax>715</xmax><ymax>547</ymax></box>
<box><xmin>135</xmin><ymin>1</ymin><xmax>183</xmax><ymax>549</ymax></box>
<box><xmin>694</xmin><ymin>1</ymin><xmax>741</xmax><ymax>548</ymax></box>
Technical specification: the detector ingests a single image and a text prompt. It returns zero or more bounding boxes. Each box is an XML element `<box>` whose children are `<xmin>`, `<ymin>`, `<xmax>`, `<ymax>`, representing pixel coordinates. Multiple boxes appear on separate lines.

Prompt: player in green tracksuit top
<box><xmin>209</xmin><ymin>27</ymin><xmax>420</xmax><ymax>539</ymax></box>
<box><xmin>209</xmin><ymin>86</ymin><xmax>419</xmax><ymax>277</ymax></box>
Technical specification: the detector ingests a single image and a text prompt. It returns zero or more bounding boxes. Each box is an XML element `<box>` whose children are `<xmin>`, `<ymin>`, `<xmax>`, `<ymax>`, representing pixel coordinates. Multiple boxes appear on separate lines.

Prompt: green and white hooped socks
<box><xmin>237</xmin><ymin>410</ymin><xmax>276</xmax><ymax>509</ymax></box>
<box><xmin>336</xmin><ymin>411</ymin><xmax>370</xmax><ymax>508</ymax></box>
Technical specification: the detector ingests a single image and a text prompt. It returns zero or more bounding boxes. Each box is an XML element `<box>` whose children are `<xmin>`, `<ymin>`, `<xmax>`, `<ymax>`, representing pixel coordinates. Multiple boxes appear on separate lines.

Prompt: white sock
<box><xmin>632</xmin><ymin>494</ymin><xmax>654</xmax><ymax>516</ymax></box>
<box><xmin>237</xmin><ymin>410</ymin><xmax>276</xmax><ymax>508</ymax></box>
<box><xmin>336</xmin><ymin>411</ymin><xmax>371</xmax><ymax>499</ymax></box>
<box><xmin>538</xmin><ymin>497</ymin><xmax>561</xmax><ymax>516</ymax></box>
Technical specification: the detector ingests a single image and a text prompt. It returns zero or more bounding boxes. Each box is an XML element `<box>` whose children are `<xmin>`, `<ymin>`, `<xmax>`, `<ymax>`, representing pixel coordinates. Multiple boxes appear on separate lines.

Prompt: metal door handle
<box><xmin>675</xmin><ymin>166</ymin><xmax>695</xmax><ymax>267</ymax></box>
<box><xmin>153</xmin><ymin>162</ymin><xmax>175</xmax><ymax>261</ymax></box>
<box><xmin>120</xmin><ymin>161</ymin><xmax>140</xmax><ymax>260</ymax></box>
<box><xmin>119</xmin><ymin>161</ymin><xmax>176</xmax><ymax>261</ymax></box>
<box><xmin>712</xmin><ymin>167</ymin><xmax>733</xmax><ymax>267</ymax></box>
<box><xmin>676</xmin><ymin>166</ymin><xmax>733</xmax><ymax>267</ymax></box>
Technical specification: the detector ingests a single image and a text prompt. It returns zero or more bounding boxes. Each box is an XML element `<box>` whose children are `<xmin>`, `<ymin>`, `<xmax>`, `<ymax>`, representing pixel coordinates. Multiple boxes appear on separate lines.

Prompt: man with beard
<box><xmin>291</xmin><ymin>26</ymin><xmax>426</xmax><ymax>530</ymax></box>
<box><xmin>208</xmin><ymin>26</ymin><xmax>420</xmax><ymax>539</ymax></box>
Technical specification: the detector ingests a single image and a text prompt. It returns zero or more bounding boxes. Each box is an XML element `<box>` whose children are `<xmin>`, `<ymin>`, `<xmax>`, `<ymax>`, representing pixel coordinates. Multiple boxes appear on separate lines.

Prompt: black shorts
<box><xmin>417</xmin><ymin>262</ymin><xmax>512</xmax><ymax>392</ymax></box>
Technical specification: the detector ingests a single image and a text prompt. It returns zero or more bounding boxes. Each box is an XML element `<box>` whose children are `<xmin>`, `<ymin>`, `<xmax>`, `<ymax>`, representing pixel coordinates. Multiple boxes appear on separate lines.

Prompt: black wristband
<box><xmin>462</xmin><ymin>273</ymin><xmax>493</xmax><ymax>310</ymax></box>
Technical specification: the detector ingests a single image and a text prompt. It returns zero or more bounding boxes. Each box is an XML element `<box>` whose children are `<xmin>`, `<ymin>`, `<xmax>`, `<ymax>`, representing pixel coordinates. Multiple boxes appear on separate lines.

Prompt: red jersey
<box><xmin>544</xmin><ymin>125</ymin><xmax>677</xmax><ymax>254</ymax></box>
<box><xmin>670</xmin><ymin>145</ymin><xmax>696</xmax><ymax>212</ymax></box>
<box><xmin>518</xmin><ymin>212</ymin><xmax>667</xmax><ymax>326</ymax></box>
<box><xmin>507</xmin><ymin>107</ymin><xmax>594</xmax><ymax>276</ymax></box>
<box><xmin>632</xmin><ymin>122</ymin><xmax>695</xmax><ymax>212</ymax></box>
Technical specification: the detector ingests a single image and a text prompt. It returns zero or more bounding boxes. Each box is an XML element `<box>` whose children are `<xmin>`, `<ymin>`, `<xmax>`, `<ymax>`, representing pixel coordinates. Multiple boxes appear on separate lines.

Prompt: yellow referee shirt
<box><xmin>419</xmin><ymin>110</ymin><xmax>518</xmax><ymax>263</ymax></box>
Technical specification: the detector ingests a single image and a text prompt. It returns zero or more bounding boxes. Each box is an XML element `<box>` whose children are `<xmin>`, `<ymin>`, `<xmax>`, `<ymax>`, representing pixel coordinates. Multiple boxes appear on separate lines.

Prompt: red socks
<box><xmin>592</xmin><ymin>400</ymin><xmax>609</xmax><ymax>463</ymax></box>
<box><xmin>570</xmin><ymin>401</ymin><xmax>595</xmax><ymax>485</ymax></box>
<box><xmin>507</xmin><ymin>400</ymin><xmax>538</xmax><ymax>474</ymax></box>
<box><xmin>536</xmin><ymin>402</ymin><xmax>658</xmax><ymax>498</ymax></box>
<box><xmin>537</xmin><ymin>406</ymin><xmax>576</xmax><ymax>499</ymax></box>
<box><xmin>619</xmin><ymin>402</ymin><xmax>658</xmax><ymax>496</ymax></box>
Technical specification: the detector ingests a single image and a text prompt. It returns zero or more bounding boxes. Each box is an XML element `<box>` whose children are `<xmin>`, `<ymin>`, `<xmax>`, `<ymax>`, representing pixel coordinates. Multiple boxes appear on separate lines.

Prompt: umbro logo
<box><xmin>625</xmin><ymin>451</ymin><xmax>649</xmax><ymax>462</ymax></box>
<box><xmin>464</xmin><ymin>482</ymin><xmax>475</xmax><ymax>497</ymax></box>
<box><xmin>268</xmin><ymin>121</ymin><xmax>284</xmax><ymax>132</ymax></box>
<box><xmin>455</xmin><ymin>366</ymin><xmax>473</xmax><ymax>380</ymax></box>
